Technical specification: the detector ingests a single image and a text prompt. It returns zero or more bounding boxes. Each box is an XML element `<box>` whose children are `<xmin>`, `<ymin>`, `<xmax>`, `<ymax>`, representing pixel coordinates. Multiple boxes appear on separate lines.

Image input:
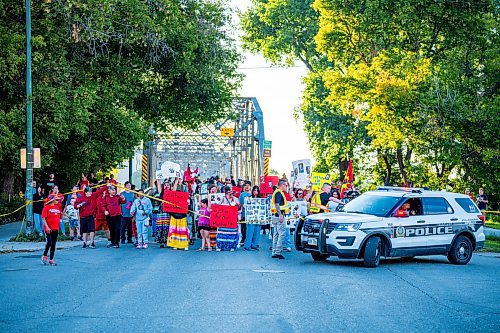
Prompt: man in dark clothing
<box><xmin>476</xmin><ymin>188</ymin><xmax>488</xmax><ymax>212</ymax></box>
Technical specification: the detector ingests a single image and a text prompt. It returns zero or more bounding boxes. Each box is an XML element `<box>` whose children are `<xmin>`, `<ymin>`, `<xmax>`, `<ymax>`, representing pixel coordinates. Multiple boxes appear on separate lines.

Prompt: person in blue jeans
<box><xmin>32</xmin><ymin>185</ymin><xmax>45</xmax><ymax>236</ymax></box>
<box><xmin>243</xmin><ymin>186</ymin><xmax>262</xmax><ymax>251</ymax></box>
<box><xmin>120</xmin><ymin>181</ymin><xmax>135</xmax><ymax>244</ymax></box>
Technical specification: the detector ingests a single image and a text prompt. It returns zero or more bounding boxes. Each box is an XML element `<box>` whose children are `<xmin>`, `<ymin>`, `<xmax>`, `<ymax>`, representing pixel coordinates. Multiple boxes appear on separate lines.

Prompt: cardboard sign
<box><xmin>259</xmin><ymin>176</ymin><xmax>279</xmax><ymax>195</ymax></box>
<box><xmin>244</xmin><ymin>197</ymin><xmax>270</xmax><ymax>225</ymax></box>
<box><xmin>162</xmin><ymin>190</ymin><xmax>189</xmax><ymax>214</ymax></box>
<box><xmin>210</xmin><ymin>204</ymin><xmax>238</xmax><ymax>228</ymax></box>
<box><xmin>311</xmin><ymin>172</ymin><xmax>332</xmax><ymax>191</ymax></box>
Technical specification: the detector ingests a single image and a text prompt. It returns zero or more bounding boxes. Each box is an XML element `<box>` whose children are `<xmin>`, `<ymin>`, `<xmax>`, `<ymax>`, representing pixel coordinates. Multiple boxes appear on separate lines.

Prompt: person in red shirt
<box><xmin>95</xmin><ymin>189</ymin><xmax>110</xmax><ymax>242</ymax></box>
<box><xmin>109</xmin><ymin>174</ymin><xmax>118</xmax><ymax>185</ymax></box>
<box><xmin>75</xmin><ymin>186</ymin><xmax>107</xmax><ymax>249</ymax></box>
<box><xmin>104</xmin><ymin>185</ymin><xmax>126</xmax><ymax>248</ymax></box>
<box><xmin>41</xmin><ymin>195</ymin><xmax>63</xmax><ymax>266</ymax></box>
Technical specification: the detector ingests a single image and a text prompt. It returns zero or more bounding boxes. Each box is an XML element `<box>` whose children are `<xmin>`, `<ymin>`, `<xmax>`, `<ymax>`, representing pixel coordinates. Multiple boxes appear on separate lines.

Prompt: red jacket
<box><xmin>104</xmin><ymin>195</ymin><xmax>126</xmax><ymax>217</ymax></box>
<box><xmin>74</xmin><ymin>187</ymin><xmax>106</xmax><ymax>218</ymax></box>
<box><xmin>96</xmin><ymin>195</ymin><xmax>107</xmax><ymax>220</ymax></box>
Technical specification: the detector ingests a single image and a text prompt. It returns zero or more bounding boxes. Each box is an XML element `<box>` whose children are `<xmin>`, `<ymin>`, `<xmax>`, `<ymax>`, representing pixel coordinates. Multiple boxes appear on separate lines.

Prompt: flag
<box><xmin>344</xmin><ymin>159</ymin><xmax>354</xmax><ymax>183</ymax></box>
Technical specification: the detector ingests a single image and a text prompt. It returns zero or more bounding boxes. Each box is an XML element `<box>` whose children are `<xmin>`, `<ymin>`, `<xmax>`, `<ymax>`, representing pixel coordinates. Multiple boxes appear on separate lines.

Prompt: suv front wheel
<box><xmin>447</xmin><ymin>235</ymin><xmax>473</xmax><ymax>265</ymax></box>
<box><xmin>364</xmin><ymin>236</ymin><xmax>382</xmax><ymax>268</ymax></box>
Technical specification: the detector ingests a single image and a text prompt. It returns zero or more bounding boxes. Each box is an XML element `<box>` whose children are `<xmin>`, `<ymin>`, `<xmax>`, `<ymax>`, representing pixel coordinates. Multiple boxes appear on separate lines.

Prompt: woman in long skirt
<box><xmin>165</xmin><ymin>178</ymin><xmax>190</xmax><ymax>250</ymax></box>
<box><xmin>216</xmin><ymin>186</ymin><xmax>239</xmax><ymax>251</ymax></box>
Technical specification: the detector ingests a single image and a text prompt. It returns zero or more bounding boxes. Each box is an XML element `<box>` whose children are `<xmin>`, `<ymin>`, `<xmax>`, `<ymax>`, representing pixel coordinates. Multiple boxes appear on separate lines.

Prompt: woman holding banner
<box><xmin>155</xmin><ymin>180</ymin><xmax>172</xmax><ymax>247</ymax></box>
<box><xmin>208</xmin><ymin>184</ymin><xmax>219</xmax><ymax>249</ymax></box>
<box><xmin>216</xmin><ymin>186</ymin><xmax>239</xmax><ymax>252</ymax></box>
<box><xmin>166</xmin><ymin>178</ymin><xmax>190</xmax><ymax>250</ymax></box>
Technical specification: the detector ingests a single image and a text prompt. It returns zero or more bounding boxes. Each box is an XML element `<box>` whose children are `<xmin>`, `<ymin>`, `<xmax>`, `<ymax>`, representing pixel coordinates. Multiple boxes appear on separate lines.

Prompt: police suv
<box><xmin>295</xmin><ymin>187</ymin><xmax>485</xmax><ymax>268</ymax></box>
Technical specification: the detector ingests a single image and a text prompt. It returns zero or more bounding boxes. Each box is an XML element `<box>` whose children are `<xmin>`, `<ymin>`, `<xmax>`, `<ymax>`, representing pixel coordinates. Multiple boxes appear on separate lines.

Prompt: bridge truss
<box><xmin>152</xmin><ymin>97</ymin><xmax>265</xmax><ymax>185</ymax></box>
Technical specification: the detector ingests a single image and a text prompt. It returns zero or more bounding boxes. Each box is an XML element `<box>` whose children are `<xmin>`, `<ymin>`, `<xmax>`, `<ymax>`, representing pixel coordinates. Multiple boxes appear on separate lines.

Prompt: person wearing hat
<box><xmin>41</xmin><ymin>195</ymin><xmax>63</xmax><ymax>265</ymax></box>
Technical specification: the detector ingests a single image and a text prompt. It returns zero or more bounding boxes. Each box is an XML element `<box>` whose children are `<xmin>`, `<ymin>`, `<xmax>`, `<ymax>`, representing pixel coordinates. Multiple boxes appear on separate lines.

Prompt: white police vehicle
<box><xmin>295</xmin><ymin>187</ymin><xmax>485</xmax><ymax>268</ymax></box>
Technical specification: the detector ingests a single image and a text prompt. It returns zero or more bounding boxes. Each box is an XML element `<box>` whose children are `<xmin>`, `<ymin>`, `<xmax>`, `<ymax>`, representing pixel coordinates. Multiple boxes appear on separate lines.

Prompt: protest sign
<box><xmin>311</xmin><ymin>172</ymin><xmax>332</xmax><ymax>191</ymax></box>
<box><xmin>244</xmin><ymin>197</ymin><xmax>270</xmax><ymax>225</ymax></box>
<box><xmin>232</xmin><ymin>186</ymin><xmax>242</xmax><ymax>198</ymax></box>
<box><xmin>162</xmin><ymin>190</ymin><xmax>189</xmax><ymax>214</ymax></box>
<box><xmin>286</xmin><ymin>201</ymin><xmax>308</xmax><ymax>228</ymax></box>
<box><xmin>210</xmin><ymin>204</ymin><xmax>238</xmax><ymax>228</ymax></box>
<box><xmin>292</xmin><ymin>159</ymin><xmax>311</xmax><ymax>189</ymax></box>
<box><xmin>208</xmin><ymin>193</ymin><xmax>225</xmax><ymax>205</ymax></box>
<box><xmin>259</xmin><ymin>176</ymin><xmax>279</xmax><ymax>195</ymax></box>
<box><xmin>200</xmin><ymin>183</ymin><xmax>209</xmax><ymax>195</ymax></box>
<box><xmin>159</xmin><ymin>161</ymin><xmax>181</xmax><ymax>179</ymax></box>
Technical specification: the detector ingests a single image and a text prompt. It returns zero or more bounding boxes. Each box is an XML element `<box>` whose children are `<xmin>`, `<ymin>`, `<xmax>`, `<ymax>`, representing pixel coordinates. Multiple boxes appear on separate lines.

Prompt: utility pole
<box><xmin>25</xmin><ymin>0</ymin><xmax>34</xmax><ymax>232</ymax></box>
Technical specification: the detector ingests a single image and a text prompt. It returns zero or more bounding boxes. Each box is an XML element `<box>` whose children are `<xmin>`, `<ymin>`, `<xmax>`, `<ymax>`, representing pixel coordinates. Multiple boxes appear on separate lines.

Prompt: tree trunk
<box><xmin>396</xmin><ymin>148</ymin><xmax>409</xmax><ymax>186</ymax></box>
<box><xmin>2</xmin><ymin>170</ymin><xmax>16</xmax><ymax>197</ymax></box>
<box><xmin>382</xmin><ymin>154</ymin><xmax>392</xmax><ymax>185</ymax></box>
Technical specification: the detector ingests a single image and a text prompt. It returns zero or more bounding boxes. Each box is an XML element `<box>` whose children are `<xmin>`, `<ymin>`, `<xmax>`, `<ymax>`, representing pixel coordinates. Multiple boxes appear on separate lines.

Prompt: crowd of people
<box><xmin>29</xmin><ymin>172</ymin><xmax>490</xmax><ymax>266</ymax></box>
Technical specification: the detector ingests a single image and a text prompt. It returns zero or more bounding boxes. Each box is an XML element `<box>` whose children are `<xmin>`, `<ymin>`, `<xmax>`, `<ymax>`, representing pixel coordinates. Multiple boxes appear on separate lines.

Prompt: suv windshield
<box><xmin>339</xmin><ymin>194</ymin><xmax>400</xmax><ymax>217</ymax></box>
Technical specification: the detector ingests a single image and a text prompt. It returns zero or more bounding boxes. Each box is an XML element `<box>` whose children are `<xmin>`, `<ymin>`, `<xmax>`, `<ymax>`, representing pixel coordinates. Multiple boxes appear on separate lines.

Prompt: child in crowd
<box><xmin>41</xmin><ymin>195</ymin><xmax>62</xmax><ymax>266</ymax></box>
<box><xmin>197</xmin><ymin>199</ymin><xmax>211</xmax><ymax>251</ymax></box>
<box><xmin>64</xmin><ymin>197</ymin><xmax>81</xmax><ymax>241</ymax></box>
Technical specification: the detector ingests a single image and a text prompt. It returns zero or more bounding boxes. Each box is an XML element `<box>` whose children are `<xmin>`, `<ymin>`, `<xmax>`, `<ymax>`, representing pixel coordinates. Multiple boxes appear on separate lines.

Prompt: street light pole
<box><xmin>25</xmin><ymin>0</ymin><xmax>34</xmax><ymax>232</ymax></box>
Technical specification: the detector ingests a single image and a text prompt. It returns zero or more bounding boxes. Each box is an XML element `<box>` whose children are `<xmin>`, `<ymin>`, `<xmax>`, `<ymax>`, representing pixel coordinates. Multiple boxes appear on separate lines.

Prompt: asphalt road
<box><xmin>0</xmin><ymin>237</ymin><xmax>499</xmax><ymax>333</ymax></box>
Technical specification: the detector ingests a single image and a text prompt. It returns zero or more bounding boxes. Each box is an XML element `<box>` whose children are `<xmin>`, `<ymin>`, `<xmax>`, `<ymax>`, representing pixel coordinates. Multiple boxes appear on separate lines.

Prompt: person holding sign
<box><xmin>271</xmin><ymin>179</ymin><xmax>290</xmax><ymax>259</ymax></box>
<box><xmin>215</xmin><ymin>186</ymin><xmax>239</xmax><ymax>252</ymax></box>
<box><xmin>197</xmin><ymin>198</ymin><xmax>211</xmax><ymax>251</ymax></box>
<box><xmin>166</xmin><ymin>178</ymin><xmax>190</xmax><ymax>250</ymax></box>
<box><xmin>243</xmin><ymin>186</ymin><xmax>262</xmax><ymax>251</ymax></box>
<box><xmin>208</xmin><ymin>184</ymin><xmax>219</xmax><ymax>249</ymax></box>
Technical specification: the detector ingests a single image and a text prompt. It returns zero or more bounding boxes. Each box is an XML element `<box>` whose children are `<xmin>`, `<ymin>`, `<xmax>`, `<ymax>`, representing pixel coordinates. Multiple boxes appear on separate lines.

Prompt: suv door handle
<box><xmin>416</xmin><ymin>220</ymin><xmax>425</xmax><ymax>223</ymax></box>
<box><xmin>450</xmin><ymin>218</ymin><xmax>458</xmax><ymax>221</ymax></box>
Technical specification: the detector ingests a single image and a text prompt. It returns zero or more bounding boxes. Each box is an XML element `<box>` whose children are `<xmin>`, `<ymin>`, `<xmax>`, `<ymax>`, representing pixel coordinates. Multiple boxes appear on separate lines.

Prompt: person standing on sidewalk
<box><xmin>41</xmin><ymin>195</ymin><xmax>63</xmax><ymax>266</ymax></box>
<box><xmin>120</xmin><ymin>181</ymin><xmax>134</xmax><ymax>244</ymax></box>
<box><xmin>104</xmin><ymin>185</ymin><xmax>126</xmax><ymax>248</ymax></box>
<box><xmin>271</xmin><ymin>179</ymin><xmax>289</xmax><ymax>260</ymax></box>
<box><xmin>33</xmin><ymin>185</ymin><xmax>45</xmax><ymax>236</ymax></box>
<box><xmin>130</xmin><ymin>189</ymin><xmax>153</xmax><ymax>249</ymax></box>
<box><xmin>476</xmin><ymin>188</ymin><xmax>489</xmax><ymax>213</ymax></box>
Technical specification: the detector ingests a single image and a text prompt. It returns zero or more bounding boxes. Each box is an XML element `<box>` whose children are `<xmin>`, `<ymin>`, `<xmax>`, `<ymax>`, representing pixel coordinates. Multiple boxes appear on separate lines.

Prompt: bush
<box><xmin>0</xmin><ymin>194</ymin><xmax>26</xmax><ymax>225</ymax></box>
<box><xmin>10</xmin><ymin>231</ymin><xmax>72</xmax><ymax>242</ymax></box>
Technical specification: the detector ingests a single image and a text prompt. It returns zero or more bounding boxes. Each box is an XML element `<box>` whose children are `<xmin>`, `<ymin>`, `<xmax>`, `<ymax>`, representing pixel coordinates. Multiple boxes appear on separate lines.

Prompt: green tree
<box><xmin>0</xmin><ymin>0</ymin><xmax>241</xmax><ymax>193</ymax></box>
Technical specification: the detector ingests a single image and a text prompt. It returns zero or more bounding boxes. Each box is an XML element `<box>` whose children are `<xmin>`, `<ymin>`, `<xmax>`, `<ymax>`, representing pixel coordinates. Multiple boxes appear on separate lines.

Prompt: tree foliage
<box><xmin>241</xmin><ymin>0</ymin><xmax>499</xmax><ymax>200</ymax></box>
<box><xmin>0</xmin><ymin>0</ymin><xmax>241</xmax><ymax>193</ymax></box>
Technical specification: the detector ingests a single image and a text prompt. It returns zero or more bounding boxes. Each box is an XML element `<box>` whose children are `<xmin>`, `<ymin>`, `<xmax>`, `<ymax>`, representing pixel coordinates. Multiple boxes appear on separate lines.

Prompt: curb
<box><xmin>0</xmin><ymin>238</ymin><xmax>108</xmax><ymax>254</ymax></box>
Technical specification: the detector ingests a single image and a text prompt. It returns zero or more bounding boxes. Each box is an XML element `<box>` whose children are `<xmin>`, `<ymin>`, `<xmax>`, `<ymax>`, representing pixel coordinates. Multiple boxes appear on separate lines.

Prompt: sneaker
<box><xmin>70</xmin><ymin>236</ymin><xmax>75</xmax><ymax>241</ymax></box>
<box><xmin>41</xmin><ymin>255</ymin><xmax>47</xmax><ymax>265</ymax></box>
<box><xmin>230</xmin><ymin>249</ymin><xmax>235</xmax><ymax>252</ymax></box>
<box><xmin>184</xmin><ymin>247</ymin><xmax>189</xmax><ymax>251</ymax></box>
<box><xmin>49</xmin><ymin>260</ymin><xmax>58</xmax><ymax>266</ymax></box>
<box><xmin>106</xmin><ymin>244</ymin><xmax>113</xmax><ymax>248</ymax></box>
<box><xmin>250</xmin><ymin>246</ymin><xmax>260</xmax><ymax>251</ymax></box>
<box><xmin>272</xmin><ymin>254</ymin><xmax>279</xmax><ymax>259</ymax></box>
<box><xmin>160</xmin><ymin>244</ymin><xmax>165</xmax><ymax>248</ymax></box>
<box><xmin>89</xmin><ymin>243</ymin><xmax>95</xmax><ymax>249</ymax></box>
<box><xmin>216</xmin><ymin>248</ymin><xmax>221</xmax><ymax>252</ymax></box>
<box><xmin>82</xmin><ymin>243</ymin><xmax>87</xmax><ymax>249</ymax></box>
<box><xmin>112</xmin><ymin>244</ymin><xmax>119</xmax><ymax>248</ymax></box>
<box><xmin>276</xmin><ymin>254</ymin><xmax>285</xmax><ymax>259</ymax></box>
<box><xmin>283</xmin><ymin>247</ymin><xmax>292</xmax><ymax>252</ymax></box>
<box><xmin>136</xmin><ymin>244</ymin><xmax>142</xmax><ymax>249</ymax></box>
<box><xmin>77</xmin><ymin>236</ymin><xmax>83</xmax><ymax>241</ymax></box>
<box><xmin>143</xmin><ymin>243</ymin><xmax>148</xmax><ymax>249</ymax></box>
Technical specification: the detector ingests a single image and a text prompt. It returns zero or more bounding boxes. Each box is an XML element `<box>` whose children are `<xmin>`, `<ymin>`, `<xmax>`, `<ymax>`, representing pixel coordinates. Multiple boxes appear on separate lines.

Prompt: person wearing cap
<box><xmin>120</xmin><ymin>181</ymin><xmax>135</xmax><ymax>245</ymax></box>
<box><xmin>216</xmin><ymin>186</ymin><xmax>239</xmax><ymax>252</ymax></box>
<box><xmin>104</xmin><ymin>185</ymin><xmax>126</xmax><ymax>248</ymax></box>
<box><xmin>41</xmin><ymin>195</ymin><xmax>63</xmax><ymax>266</ymax></box>
<box><xmin>238</xmin><ymin>181</ymin><xmax>252</xmax><ymax>247</ymax></box>
<box><xmin>75</xmin><ymin>185</ymin><xmax>107</xmax><ymax>249</ymax></box>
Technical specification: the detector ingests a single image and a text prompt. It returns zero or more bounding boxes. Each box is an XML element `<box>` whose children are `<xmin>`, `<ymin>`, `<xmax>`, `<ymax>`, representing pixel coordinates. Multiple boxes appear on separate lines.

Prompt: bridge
<box><xmin>143</xmin><ymin>97</ymin><xmax>266</xmax><ymax>185</ymax></box>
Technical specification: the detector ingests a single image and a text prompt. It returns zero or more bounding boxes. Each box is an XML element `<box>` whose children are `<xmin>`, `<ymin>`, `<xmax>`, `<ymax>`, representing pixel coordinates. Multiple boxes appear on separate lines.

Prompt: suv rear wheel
<box><xmin>447</xmin><ymin>235</ymin><xmax>473</xmax><ymax>265</ymax></box>
<box><xmin>311</xmin><ymin>253</ymin><xmax>330</xmax><ymax>261</ymax></box>
<box><xmin>364</xmin><ymin>236</ymin><xmax>382</xmax><ymax>268</ymax></box>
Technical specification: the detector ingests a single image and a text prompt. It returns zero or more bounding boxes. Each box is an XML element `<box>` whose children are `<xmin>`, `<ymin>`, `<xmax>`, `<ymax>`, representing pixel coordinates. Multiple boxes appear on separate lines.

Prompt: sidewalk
<box><xmin>484</xmin><ymin>227</ymin><xmax>500</xmax><ymax>237</ymax></box>
<box><xmin>0</xmin><ymin>221</ymin><xmax>106</xmax><ymax>254</ymax></box>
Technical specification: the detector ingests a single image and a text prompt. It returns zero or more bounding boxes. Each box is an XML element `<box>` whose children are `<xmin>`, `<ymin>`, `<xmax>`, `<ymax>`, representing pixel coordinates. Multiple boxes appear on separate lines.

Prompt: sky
<box><xmin>229</xmin><ymin>0</ymin><xmax>314</xmax><ymax>176</ymax></box>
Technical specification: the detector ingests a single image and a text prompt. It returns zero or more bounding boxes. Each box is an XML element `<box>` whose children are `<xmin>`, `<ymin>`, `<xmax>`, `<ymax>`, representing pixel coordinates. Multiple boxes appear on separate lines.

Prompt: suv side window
<box><xmin>422</xmin><ymin>197</ymin><xmax>453</xmax><ymax>215</ymax></box>
<box><xmin>454</xmin><ymin>198</ymin><xmax>480</xmax><ymax>213</ymax></box>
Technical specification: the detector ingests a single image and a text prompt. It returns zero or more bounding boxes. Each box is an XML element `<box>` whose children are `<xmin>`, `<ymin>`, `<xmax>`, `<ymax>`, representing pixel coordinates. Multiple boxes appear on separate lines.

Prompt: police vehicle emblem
<box><xmin>395</xmin><ymin>226</ymin><xmax>405</xmax><ymax>238</ymax></box>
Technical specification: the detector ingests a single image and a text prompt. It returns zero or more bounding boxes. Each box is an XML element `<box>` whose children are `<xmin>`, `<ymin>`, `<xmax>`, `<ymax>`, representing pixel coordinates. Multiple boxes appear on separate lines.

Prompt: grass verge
<box><xmin>481</xmin><ymin>235</ymin><xmax>500</xmax><ymax>253</ymax></box>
